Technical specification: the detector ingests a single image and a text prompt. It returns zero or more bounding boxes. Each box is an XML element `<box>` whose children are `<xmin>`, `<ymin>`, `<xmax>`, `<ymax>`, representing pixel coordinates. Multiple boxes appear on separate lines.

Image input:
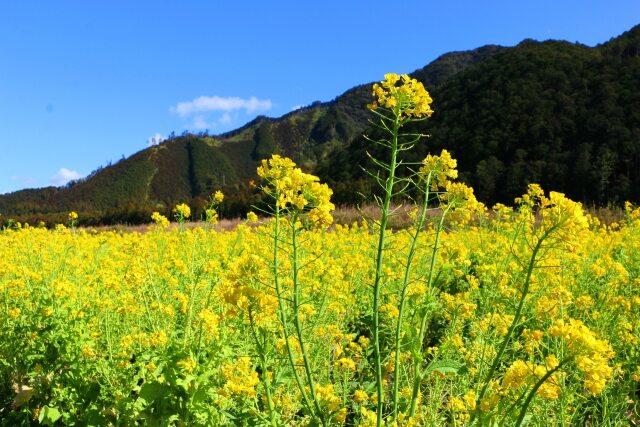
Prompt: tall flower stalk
<box><xmin>365</xmin><ymin>73</ymin><xmax>433</xmax><ymax>425</ymax></box>
<box><xmin>256</xmin><ymin>155</ymin><xmax>335</xmax><ymax>425</ymax></box>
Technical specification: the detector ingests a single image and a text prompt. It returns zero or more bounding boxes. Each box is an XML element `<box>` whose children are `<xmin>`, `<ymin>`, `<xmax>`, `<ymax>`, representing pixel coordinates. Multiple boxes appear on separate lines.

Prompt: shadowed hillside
<box><xmin>319</xmin><ymin>25</ymin><xmax>640</xmax><ymax>206</ymax></box>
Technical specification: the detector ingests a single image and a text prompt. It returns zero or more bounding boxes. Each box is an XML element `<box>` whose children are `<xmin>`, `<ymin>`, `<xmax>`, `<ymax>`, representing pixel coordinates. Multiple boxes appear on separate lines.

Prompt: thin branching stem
<box><xmin>290</xmin><ymin>213</ymin><xmax>326</xmax><ymax>425</ymax></box>
<box><xmin>392</xmin><ymin>174</ymin><xmax>432</xmax><ymax>421</ymax></box>
<box><xmin>272</xmin><ymin>205</ymin><xmax>316</xmax><ymax>419</ymax></box>
<box><xmin>372</xmin><ymin>113</ymin><xmax>401</xmax><ymax>427</ymax></box>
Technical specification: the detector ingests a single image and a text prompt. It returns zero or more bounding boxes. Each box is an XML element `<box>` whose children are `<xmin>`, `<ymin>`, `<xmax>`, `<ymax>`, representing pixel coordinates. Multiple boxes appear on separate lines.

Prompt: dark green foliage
<box><xmin>423</xmin><ymin>27</ymin><xmax>640</xmax><ymax>205</ymax></box>
<box><xmin>323</xmin><ymin>25</ymin><xmax>640</xmax><ymax>207</ymax></box>
<box><xmin>0</xmin><ymin>187</ymin><xmax>59</xmax><ymax>216</ymax></box>
<box><xmin>188</xmin><ymin>138</ymin><xmax>238</xmax><ymax>195</ymax></box>
<box><xmin>252</xmin><ymin>122</ymin><xmax>278</xmax><ymax>160</ymax></box>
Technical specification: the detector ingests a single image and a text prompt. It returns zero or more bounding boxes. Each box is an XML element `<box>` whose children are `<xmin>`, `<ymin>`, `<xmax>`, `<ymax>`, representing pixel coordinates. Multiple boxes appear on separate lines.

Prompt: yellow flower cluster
<box><xmin>0</xmin><ymin>178</ymin><xmax>637</xmax><ymax>425</ymax></box>
<box><xmin>246</xmin><ymin>211</ymin><xmax>259</xmax><ymax>223</ymax></box>
<box><xmin>548</xmin><ymin>318</ymin><xmax>615</xmax><ymax>395</ymax></box>
<box><xmin>416</xmin><ymin>150</ymin><xmax>485</xmax><ymax>224</ymax></box>
<box><xmin>518</xmin><ymin>185</ymin><xmax>589</xmax><ymax>231</ymax></box>
<box><xmin>221</xmin><ymin>357</ymin><xmax>260</xmax><ymax>398</ymax></box>
<box><xmin>257</xmin><ymin>154</ymin><xmax>335</xmax><ymax>228</ymax></box>
<box><xmin>418</xmin><ymin>149</ymin><xmax>458</xmax><ymax>190</ymax></box>
<box><xmin>151</xmin><ymin>211</ymin><xmax>170</xmax><ymax>228</ymax></box>
<box><xmin>120</xmin><ymin>330</ymin><xmax>168</xmax><ymax>350</ymax></box>
<box><xmin>204</xmin><ymin>190</ymin><xmax>225</xmax><ymax>224</ymax></box>
<box><xmin>368</xmin><ymin>73</ymin><xmax>434</xmax><ymax>119</ymax></box>
<box><xmin>625</xmin><ymin>201</ymin><xmax>640</xmax><ymax>221</ymax></box>
<box><xmin>177</xmin><ymin>357</ymin><xmax>197</xmax><ymax>374</ymax></box>
<box><xmin>314</xmin><ymin>383</ymin><xmax>343</xmax><ymax>413</ymax></box>
<box><xmin>205</xmin><ymin>208</ymin><xmax>218</xmax><ymax>224</ymax></box>
<box><xmin>198</xmin><ymin>308</ymin><xmax>220</xmax><ymax>340</ymax></box>
<box><xmin>173</xmin><ymin>203</ymin><xmax>191</xmax><ymax>220</ymax></box>
<box><xmin>447</xmin><ymin>390</ymin><xmax>477</xmax><ymax>423</ymax></box>
<box><xmin>502</xmin><ymin>359</ymin><xmax>560</xmax><ymax>400</ymax></box>
<box><xmin>443</xmin><ymin>182</ymin><xmax>478</xmax><ymax>208</ymax></box>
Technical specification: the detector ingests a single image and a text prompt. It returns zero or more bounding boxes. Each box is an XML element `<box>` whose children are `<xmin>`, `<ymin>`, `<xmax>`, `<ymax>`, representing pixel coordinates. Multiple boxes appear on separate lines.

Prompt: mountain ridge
<box><xmin>2</xmin><ymin>25</ymin><xmax>639</xmax><ymax>225</ymax></box>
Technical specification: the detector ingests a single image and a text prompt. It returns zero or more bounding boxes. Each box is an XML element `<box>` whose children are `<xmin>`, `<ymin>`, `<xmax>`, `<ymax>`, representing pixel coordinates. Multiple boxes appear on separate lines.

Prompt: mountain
<box><xmin>319</xmin><ymin>25</ymin><xmax>640</xmax><ymax>206</ymax></box>
<box><xmin>0</xmin><ymin>44</ymin><xmax>502</xmax><ymax>225</ymax></box>
<box><xmin>1</xmin><ymin>25</ymin><xmax>639</xmax><ymax>226</ymax></box>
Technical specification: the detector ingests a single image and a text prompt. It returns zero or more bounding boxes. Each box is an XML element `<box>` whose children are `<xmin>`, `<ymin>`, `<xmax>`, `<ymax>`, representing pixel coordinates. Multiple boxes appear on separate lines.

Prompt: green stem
<box><xmin>182</xmin><ymin>242</ymin><xmax>200</xmax><ymax>348</ymax></box>
<box><xmin>195</xmin><ymin>276</ymin><xmax>219</xmax><ymax>361</ymax></box>
<box><xmin>272</xmin><ymin>205</ymin><xmax>316</xmax><ymax>419</ymax></box>
<box><xmin>472</xmin><ymin>224</ymin><xmax>558</xmax><ymax>423</ymax></box>
<box><xmin>392</xmin><ymin>177</ymin><xmax>431</xmax><ymax>421</ymax></box>
<box><xmin>291</xmin><ymin>213</ymin><xmax>326</xmax><ymax>425</ymax></box>
<box><xmin>248</xmin><ymin>308</ymin><xmax>278</xmax><ymax>426</ymax></box>
<box><xmin>513</xmin><ymin>361</ymin><xmax>567</xmax><ymax>426</ymax></box>
<box><xmin>408</xmin><ymin>206</ymin><xmax>448</xmax><ymax>417</ymax></box>
<box><xmin>372</xmin><ymin>115</ymin><xmax>401</xmax><ymax>426</ymax></box>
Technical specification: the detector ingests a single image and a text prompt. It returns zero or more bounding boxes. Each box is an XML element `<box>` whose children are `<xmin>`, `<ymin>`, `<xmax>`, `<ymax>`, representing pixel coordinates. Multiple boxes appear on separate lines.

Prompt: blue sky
<box><xmin>1</xmin><ymin>1</ymin><xmax>638</xmax><ymax>194</ymax></box>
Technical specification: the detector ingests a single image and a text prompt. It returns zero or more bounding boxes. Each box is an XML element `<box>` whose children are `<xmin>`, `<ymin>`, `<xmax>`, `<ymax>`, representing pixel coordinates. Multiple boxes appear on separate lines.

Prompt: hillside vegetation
<box><xmin>1</xmin><ymin>25</ymin><xmax>639</xmax><ymax>226</ymax></box>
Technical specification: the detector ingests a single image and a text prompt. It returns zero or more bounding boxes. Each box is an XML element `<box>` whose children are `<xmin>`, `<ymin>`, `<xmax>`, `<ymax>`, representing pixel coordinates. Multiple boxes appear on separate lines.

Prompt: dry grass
<box><xmin>81</xmin><ymin>204</ymin><xmax>625</xmax><ymax>234</ymax></box>
<box><xmin>331</xmin><ymin>203</ymin><xmax>427</xmax><ymax>229</ymax></box>
<box><xmin>83</xmin><ymin>218</ymin><xmax>253</xmax><ymax>234</ymax></box>
<box><xmin>585</xmin><ymin>205</ymin><xmax>626</xmax><ymax>225</ymax></box>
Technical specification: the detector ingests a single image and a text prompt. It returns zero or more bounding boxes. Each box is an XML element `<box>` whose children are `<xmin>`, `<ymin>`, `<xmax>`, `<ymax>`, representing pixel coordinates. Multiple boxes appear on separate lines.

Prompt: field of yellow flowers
<box><xmin>1</xmin><ymin>188</ymin><xmax>639</xmax><ymax>426</ymax></box>
<box><xmin>2</xmin><ymin>74</ymin><xmax>640</xmax><ymax>426</ymax></box>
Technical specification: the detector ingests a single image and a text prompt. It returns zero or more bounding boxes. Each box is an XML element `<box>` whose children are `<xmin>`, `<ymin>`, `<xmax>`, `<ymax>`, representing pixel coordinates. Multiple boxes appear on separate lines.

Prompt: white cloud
<box><xmin>217</xmin><ymin>112</ymin><xmax>233</xmax><ymax>126</ymax></box>
<box><xmin>170</xmin><ymin>95</ymin><xmax>272</xmax><ymax>117</ymax></box>
<box><xmin>291</xmin><ymin>105</ymin><xmax>304</xmax><ymax>111</ymax></box>
<box><xmin>188</xmin><ymin>113</ymin><xmax>236</xmax><ymax>131</ymax></box>
<box><xmin>51</xmin><ymin>168</ymin><xmax>83</xmax><ymax>186</ymax></box>
<box><xmin>147</xmin><ymin>133</ymin><xmax>167</xmax><ymax>147</ymax></box>
<box><xmin>192</xmin><ymin>115</ymin><xmax>210</xmax><ymax>130</ymax></box>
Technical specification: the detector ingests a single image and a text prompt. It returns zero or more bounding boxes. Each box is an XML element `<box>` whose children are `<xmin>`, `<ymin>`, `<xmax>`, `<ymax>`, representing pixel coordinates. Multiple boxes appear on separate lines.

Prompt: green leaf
<box><xmin>39</xmin><ymin>405</ymin><xmax>62</xmax><ymax>425</ymax></box>
<box><xmin>423</xmin><ymin>360</ymin><xmax>468</xmax><ymax>376</ymax></box>
<box><xmin>176</xmin><ymin>375</ymin><xmax>195</xmax><ymax>392</ymax></box>
<box><xmin>139</xmin><ymin>381</ymin><xmax>165</xmax><ymax>404</ymax></box>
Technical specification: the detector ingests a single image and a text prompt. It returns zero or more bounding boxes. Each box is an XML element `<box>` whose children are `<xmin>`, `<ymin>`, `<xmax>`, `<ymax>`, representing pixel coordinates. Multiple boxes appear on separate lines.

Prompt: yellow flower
<box><xmin>173</xmin><ymin>203</ymin><xmax>191</xmax><ymax>220</ymax></box>
<box><xmin>257</xmin><ymin>154</ymin><xmax>335</xmax><ymax>227</ymax></box>
<box><xmin>419</xmin><ymin>149</ymin><xmax>458</xmax><ymax>190</ymax></box>
<box><xmin>246</xmin><ymin>211</ymin><xmax>259</xmax><ymax>223</ymax></box>
<box><xmin>462</xmin><ymin>390</ymin><xmax>477</xmax><ymax>411</ymax></box>
<box><xmin>314</xmin><ymin>383</ymin><xmax>342</xmax><ymax>412</ymax></box>
<box><xmin>198</xmin><ymin>308</ymin><xmax>220</xmax><ymax>339</ymax></box>
<box><xmin>353</xmin><ymin>389</ymin><xmax>369</xmax><ymax>404</ymax></box>
<box><xmin>447</xmin><ymin>396</ymin><xmax>466</xmax><ymax>411</ymax></box>
<box><xmin>548</xmin><ymin>318</ymin><xmax>615</xmax><ymax>395</ymax></box>
<box><xmin>221</xmin><ymin>357</ymin><xmax>260</xmax><ymax>398</ymax></box>
<box><xmin>148</xmin><ymin>331</ymin><xmax>168</xmax><ymax>347</ymax></box>
<box><xmin>502</xmin><ymin>360</ymin><xmax>532</xmax><ymax>389</ymax></box>
<box><xmin>177</xmin><ymin>357</ymin><xmax>197</xmax><ymax>374</ymax></box>
<box><xmin>368</xmin><ymin>73</ymin><xmax>434</xmax><ymax>119</ymax></box>
<box><xmin>205</xmin><ymin>208</ymin><xmax>218</xmax><ymax>224</ymax></box>
<box><xmin>151</xmin><ymin>211</ymin><xmax>170</xmax><ymax>228</ymax></box>
<box><xmin>335</xmin><ymin>357</ymin><xmax>356</xmax><ymax>372</ymax></box>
